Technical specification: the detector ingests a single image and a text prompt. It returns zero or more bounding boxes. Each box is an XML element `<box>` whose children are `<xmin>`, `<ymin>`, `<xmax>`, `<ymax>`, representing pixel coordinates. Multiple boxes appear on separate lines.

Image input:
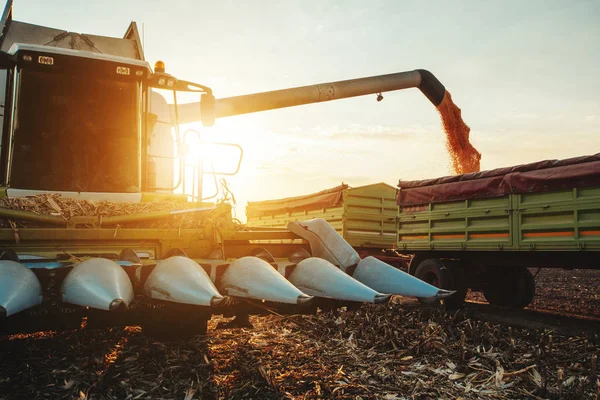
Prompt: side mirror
<box><xmin>0</xmin><ymin>52</ymin><xmax>15</xmax><ymax>68</ymax></box>
<box><xmin>200</xmin><ymin>93</ymin><xmax>216</xmax><ymax>127</ymax></box>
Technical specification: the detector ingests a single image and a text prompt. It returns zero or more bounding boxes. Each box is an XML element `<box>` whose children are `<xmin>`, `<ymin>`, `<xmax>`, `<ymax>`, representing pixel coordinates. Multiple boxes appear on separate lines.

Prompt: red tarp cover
<box><xmin>247</xmin><ymin>184</ymin><xmax>348</xmax><ymax>218</ymax></box>
<box><xmin>397</xmin><ymin>154</ymin><xmax>600</xmax><ymax>206</ymax></box>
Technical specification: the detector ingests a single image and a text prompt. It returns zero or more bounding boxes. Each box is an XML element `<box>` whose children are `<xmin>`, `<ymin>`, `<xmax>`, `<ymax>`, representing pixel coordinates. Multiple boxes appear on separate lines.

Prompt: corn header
<box><xmin>0</xmin><ymin>1</ymin><xmax>455</xmax><ymax>336</ymax></box>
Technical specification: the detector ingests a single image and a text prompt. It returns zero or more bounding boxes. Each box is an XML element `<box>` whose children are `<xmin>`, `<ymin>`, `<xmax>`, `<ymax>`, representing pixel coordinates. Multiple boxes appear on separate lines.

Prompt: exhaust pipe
<box><xmin>144</xmin><ymin>256</ymin><xmax>224</xmax><ymax>306</ymax></box>
<box><xmin>352</xmin><ymin>256</ymin><xmax>455</xmax><ymax>299</ymax></box>
<box><xmin>61</xmin><ymin>258</ymin><xmax>134</xmax><ymax>311</ymax></box>
<box><xmin>0</xmin><ymin>260</ymin><xmax>43</xmax><ymax>317</ymax></box>
<box><xmin>287</xmin><ymin>257</ymin><xmax>391</xmax><ymax>303</ymax></box>
<box><xmin>220</xmin><ymin>256</ymin><xmax>313</xmax><ymax>305</ymax></box>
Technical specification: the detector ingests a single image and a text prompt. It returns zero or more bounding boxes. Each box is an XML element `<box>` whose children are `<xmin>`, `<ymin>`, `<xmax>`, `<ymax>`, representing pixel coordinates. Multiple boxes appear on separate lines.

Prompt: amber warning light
<box><xmin>154</xmin><ymin>60</ymin><xmax>165</xmax><ymax>73</ymax></box>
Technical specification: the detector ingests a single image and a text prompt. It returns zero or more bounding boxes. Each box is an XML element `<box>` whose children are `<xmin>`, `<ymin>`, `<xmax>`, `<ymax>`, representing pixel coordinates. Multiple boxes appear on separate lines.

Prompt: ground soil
<box><xmin>1</xmin><ymin>268</ymin><xmax>599</xmax><ymax>400</ymax></box>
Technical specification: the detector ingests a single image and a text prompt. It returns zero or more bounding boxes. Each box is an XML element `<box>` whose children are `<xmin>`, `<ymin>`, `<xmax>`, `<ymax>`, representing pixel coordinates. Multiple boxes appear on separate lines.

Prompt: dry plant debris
<box><xmin>1</xmin><ymin>297</ymin><xmax>599</xmax><ymax>400</ymax></box>
<box><xmin>0</xmin><ymin>194</ymin><xmax>237</xmax><ymax>230</ymax></box>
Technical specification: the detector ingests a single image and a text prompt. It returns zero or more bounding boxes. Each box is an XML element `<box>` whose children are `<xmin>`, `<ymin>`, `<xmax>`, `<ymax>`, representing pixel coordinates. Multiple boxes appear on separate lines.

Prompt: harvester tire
<box><xmin>414</xmin><ymin>258</ymin><xmax>467</xmax><ymax>309</ymax></box>
<box><xmin>482</xmin><ymin>267</ymin><xmax>535</xmax><ymax>309</ymax></box>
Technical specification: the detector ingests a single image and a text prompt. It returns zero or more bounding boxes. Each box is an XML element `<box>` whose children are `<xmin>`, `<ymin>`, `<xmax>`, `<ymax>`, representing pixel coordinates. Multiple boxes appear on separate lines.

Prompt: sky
<box><xmin>11</xmin><ymin>0</ymin><xmax>600</xmax><ymax>218</ymax></box>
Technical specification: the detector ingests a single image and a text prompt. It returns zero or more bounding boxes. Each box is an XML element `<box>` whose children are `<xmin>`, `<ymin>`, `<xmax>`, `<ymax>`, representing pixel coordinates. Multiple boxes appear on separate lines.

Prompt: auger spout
<box><xmin>175</xmin><ymin>69</ymin><xmax>446</xmax><ymax>124</ymax></box>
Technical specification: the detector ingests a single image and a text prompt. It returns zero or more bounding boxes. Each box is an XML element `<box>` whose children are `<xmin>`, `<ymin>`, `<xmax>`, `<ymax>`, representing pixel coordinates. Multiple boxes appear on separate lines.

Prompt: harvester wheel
<box><xmin>482</xmin><ymin>267</ymin><xmax>535</xmax><ymax>309</ymax></box>
<box><xmin>414</xmin><ymin>258</ymin><xmax>467</xmax><ymax>309</ymax></box>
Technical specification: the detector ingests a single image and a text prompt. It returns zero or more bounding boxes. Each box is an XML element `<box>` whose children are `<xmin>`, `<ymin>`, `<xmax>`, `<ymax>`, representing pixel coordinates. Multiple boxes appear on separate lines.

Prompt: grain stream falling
<box><xmin>436</xmin><ymin>91</ymin><xmax>481</xmax><ymax>174</ymax></box>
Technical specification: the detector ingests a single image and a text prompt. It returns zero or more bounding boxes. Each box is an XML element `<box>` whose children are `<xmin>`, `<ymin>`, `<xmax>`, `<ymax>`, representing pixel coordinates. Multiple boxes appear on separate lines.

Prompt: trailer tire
<box><xmin>445</xmin><ymin>262</ymin><xmax>468</xmax><ymax>310</ymax></box>
<box><xmin>519</xmin><ymin>269</ymin><xmax>536</xmax><ymax>308</ymax></box>
<box><xmin>483</xmin><ymin>267</ymin><xmax>535</xmax><ymax>309</ymax></box>
<box><xmin>414</xmin><ymin>258</ymin><xmax>467</xmax><ymax>309</ymax></box>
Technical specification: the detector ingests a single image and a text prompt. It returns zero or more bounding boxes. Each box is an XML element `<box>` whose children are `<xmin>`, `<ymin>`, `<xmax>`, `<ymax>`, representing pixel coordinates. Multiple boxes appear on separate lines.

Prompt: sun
<box><xmin>178</xmin><ymin>117</ymin><xmax>270</xmax><ymax>201</ymax></box>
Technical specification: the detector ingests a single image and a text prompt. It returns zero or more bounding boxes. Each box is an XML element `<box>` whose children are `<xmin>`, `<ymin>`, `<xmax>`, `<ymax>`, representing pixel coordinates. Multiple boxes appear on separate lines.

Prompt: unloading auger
<box><xmin>177</xmin><ymin>69</ymin><xmax>448</xmax><ymax>124</ymax></box>
<box><xmin>0</xmin><ymin>3</ymin><xmax>455</xmax><ymax>336</ymax></box>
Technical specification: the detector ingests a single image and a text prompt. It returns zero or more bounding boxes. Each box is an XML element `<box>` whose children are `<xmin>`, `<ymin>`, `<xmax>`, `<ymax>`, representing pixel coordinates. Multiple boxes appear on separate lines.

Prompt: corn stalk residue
<box><xmin>436</xmin><ymin>91</ymin><xmax>481</xmax><ymax>174</ymax></box>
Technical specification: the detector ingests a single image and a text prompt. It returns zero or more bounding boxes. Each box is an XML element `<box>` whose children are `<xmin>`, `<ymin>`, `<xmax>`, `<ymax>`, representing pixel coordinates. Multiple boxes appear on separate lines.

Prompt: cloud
<box><xmin>329</xmin><ymin>130</ymin><xmax>416</xmax><ymax>141</ymax></box>
<box><xmin>255</xmin><ymin>161</ymin><xmax>273</xmax><ymax>170</ymax></box>
<box><xmin>502</xmin><ymin>112</ymin><xmax>539</xmax><ymax>120</ymax></box>
<box><xmin>291</xmin><ymin>123</ymin><xmax>433</xmax><ymax>142</ymax></box>
<box><xmin>324</xmin><ymin>175</ymin><xmax>378</xmax><ymax>186</ymax></box>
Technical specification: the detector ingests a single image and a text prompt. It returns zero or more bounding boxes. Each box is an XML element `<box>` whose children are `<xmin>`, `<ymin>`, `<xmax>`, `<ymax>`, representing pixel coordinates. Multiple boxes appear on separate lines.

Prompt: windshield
<box><xmin>9</xmin><ymin>68</ymin><xmax>140</xmax><ymax>192</ymax></box>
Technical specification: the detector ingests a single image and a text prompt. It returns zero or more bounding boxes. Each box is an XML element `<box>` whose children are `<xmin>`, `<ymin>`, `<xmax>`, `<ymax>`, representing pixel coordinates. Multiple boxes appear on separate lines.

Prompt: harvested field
<box><xmin>1</xmin><ymin>268</ymin><xmax>599</xmax><ymax>400</ymax></box>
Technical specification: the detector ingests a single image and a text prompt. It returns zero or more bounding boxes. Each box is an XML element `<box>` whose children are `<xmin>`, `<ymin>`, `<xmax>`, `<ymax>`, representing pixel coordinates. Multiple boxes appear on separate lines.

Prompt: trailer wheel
<box><xmin>445</xmin><ymin>263</ymin><xmax>468</xmax><ymax>310</ymax></box>
<box><xmin>414</xmin><ymin>258</ymin><xmax>467</xmax><ymax>309</ymax></box>
<box><xmin>519</xmin><ymin>269</ymin><xmax>536</xmax><ymax>308</ymax></box>
<box><xmin>483</xmin><ymin>267</ymin><xmax>535</xmax><ymax>308</ymax></box>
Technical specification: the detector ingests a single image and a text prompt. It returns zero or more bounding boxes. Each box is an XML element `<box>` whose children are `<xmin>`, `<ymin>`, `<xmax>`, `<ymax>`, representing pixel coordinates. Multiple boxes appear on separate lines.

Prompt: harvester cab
<box><xmin>0</xmin><ymin>1</ymin><xmax>453</xmax><ymax>336</ymax></box>
<box><xmin>1</xmin><ymin>43</ymin><xmax>150</xmax><ymax>196</ymax></box>
<box><xmin>0</xmin><ymin>11</ymin><xmax>231</xmax><ymax>202</ymax></box>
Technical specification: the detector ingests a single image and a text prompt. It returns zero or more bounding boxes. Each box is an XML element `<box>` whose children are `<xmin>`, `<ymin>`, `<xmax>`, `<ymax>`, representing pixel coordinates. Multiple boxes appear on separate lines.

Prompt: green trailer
<box><xmin>246</xmin><ymin>183</ymin><xmax>398</xmax><ymax>252</ymax></box>
<box><xmin>246</xmin><ymin>155</ymin><xmax>600</xmax><ymax>309</ymax></box>
<box><xmin>398</xmin><ymin>153</ymin><xmax>600</xmax><ymax>308</ymax></box>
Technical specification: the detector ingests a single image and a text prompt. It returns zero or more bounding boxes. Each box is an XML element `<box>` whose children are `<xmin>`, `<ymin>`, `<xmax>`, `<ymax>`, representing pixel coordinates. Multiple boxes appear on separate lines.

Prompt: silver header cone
<box><xmin>288</xmin><ymin>257</ymin><xmax>388</xmax><ymax>303</ymax></box>
<box><xmin>61</xmin><ymin>258</ymin><xmax>134</xmax><ymax>311</ymax></box>
<box><xmin>144</xmin><ymin>256</ymin><xmax>224</xmax><ymax>306</ymax></box>
<box><xmin>0</xmin><ymin>260</ymin><xmax>43</xmax><ymax>317</ymax></box>
<box><xmin>352</xmin><ymin>256</ymin><xmax>455</xmax><ymax>298</ymax></box>
<box><xmin>220</xmin><ymin>256</ymin><xmax>312</xmax><ymax>305</ymax></box>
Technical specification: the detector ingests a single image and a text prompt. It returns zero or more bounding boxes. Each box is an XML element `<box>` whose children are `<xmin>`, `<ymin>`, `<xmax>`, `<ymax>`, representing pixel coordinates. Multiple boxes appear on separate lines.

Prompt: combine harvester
<box><xmin>0</xmin><ymin>2</ymin><xmax>457</xmax><ymax>336</ymax></box>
